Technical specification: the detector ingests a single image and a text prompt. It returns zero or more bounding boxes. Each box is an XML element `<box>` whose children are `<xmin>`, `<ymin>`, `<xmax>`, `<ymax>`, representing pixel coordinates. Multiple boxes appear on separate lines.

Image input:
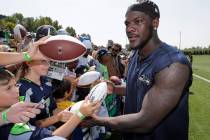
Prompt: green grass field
<box><xmin>192</xmin><ymin>55</ymin><xmax>210</xmax><ymax>79</ymax></box>
<box><xmin>189</xmin><ymin>55</ymin><xmax>210</xmax><ymax>140</ymax></box>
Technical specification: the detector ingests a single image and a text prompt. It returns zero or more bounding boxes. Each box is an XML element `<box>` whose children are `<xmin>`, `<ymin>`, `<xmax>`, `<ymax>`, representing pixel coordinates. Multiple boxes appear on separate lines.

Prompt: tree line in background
<box><xmin>0</xmin><ymin>13</ymin><xmax>77</xmax><ymax>37</ymax></box>
<box><xmin>1</xmin><ymin>13</ymin><xmax>209</xmax><ymax>54</ymax></box>
<box><xmin>183</xmin><ymin>45</ymin><xmax>210</xmax><ymax>55</ymax></box>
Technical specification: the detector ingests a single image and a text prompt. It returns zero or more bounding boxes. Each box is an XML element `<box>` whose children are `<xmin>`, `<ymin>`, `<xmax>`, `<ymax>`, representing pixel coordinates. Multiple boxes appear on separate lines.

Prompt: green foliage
<box><xmin>11</xmin><ymin>13</ymin><xmax>24</xmax><ymax>23</ymax></box>
<box><xmin>23</xmin><ymin>17</ymin><xmax>35</xmax><ymax>31</ymax></box>
<box><xmin>52</xmin><ymin>20</ymin><xmax>62</xmax><ymax>30</ymax></box>
<box><xmin>183</xmin><ymin>46</ymin><xmax>210</xmax><ymax>55</ymax></box>
<box><xmin>37</xmin><ymin>17</ymin><xmax>52</xmax><ymax>26</ymax></box>
<box><xmin>0</xmin><ymin>19</ymin><xmax>15</xmax><ymax>31</ymax></box>
<box><xmin>0</xmin><ymin>13</ymin><xmax>75</xmax><ymax>36</ymax></box>
<box><xmin>66</xmin><ymin>26</ymin><xmax>76</xmax><ymax>37</ymax></box>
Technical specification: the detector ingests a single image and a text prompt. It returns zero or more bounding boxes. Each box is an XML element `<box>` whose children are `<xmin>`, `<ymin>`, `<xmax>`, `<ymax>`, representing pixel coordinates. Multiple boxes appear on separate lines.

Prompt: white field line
<box><xmin>193</xmin><ymin>74</ymin><xmax>210</xmax><ymax>83</ymax></box>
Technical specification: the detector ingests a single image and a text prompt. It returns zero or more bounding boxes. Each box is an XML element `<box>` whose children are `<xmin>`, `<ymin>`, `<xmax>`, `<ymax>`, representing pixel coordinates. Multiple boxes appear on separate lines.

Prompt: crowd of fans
<box><xmin>0</xmin><ymin>24</ymin><xmax>129</xmax><ymax>140</ymax></box>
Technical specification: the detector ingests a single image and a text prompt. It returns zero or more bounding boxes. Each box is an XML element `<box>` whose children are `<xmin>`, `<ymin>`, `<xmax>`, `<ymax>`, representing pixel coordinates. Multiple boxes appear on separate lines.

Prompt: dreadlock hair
<box><xmin>127</xmin><ymin>0</ymin><xmax>160</xmax><ymax>19</ymax></box>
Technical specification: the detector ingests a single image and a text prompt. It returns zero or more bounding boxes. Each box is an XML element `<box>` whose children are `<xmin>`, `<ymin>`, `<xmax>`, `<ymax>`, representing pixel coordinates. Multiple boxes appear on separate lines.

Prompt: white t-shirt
<box><xmin>77</xmin><ymin>55</ymin><xmax>93</xmax><ymax>67</ymax></box>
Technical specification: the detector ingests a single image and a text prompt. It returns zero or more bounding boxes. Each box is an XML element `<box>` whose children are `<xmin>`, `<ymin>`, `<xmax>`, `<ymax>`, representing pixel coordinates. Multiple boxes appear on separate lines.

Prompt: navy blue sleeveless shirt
<box><xmin>124</xmin><ymin>43</ymin><xmax>192</xmax><ymax>140</ymax></box>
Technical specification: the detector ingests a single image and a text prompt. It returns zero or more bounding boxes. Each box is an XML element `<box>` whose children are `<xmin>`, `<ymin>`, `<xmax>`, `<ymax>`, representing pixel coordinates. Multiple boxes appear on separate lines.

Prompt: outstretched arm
<box><xmin>94</xmin><ymin>62</ymin><xmax>190</xmax><ymax>133</ymax></box>
<box><xmin>52</xmin><ymin>100</ymin><xmax>100</xmax><ymax>138</ymax></box>
<box><xmin>0</xmin><ymin>37</ymin><xmax>47</xmax><ymax>66</ymax></box>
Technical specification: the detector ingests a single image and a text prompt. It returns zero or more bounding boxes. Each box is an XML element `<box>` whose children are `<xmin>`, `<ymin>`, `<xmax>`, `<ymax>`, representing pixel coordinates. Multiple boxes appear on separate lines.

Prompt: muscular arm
<box><xmin>95</xmin><ymin>62</ymin><xmax>190</xmax><ymax>133</ymax></box>
<box><xmin>113</xmin><ymin>84</ymin><xmax>126</xmax><ymax>96</ymax></box>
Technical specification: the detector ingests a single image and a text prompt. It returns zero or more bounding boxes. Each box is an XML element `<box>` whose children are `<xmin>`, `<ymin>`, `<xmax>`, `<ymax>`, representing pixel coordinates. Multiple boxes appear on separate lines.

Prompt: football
<box><xmin>77</xmin><ymin>71</ymin><xmax>101</xmax><ymax>87</ymax></box>
<box><xmin>39</xmin><ymin>35</ymin><xmax>86</xmax><ymax>62</ymax></box>
<box><xmin>69</xmin><ymin>100</ymin><xmax>83</xmax><ymax>114</ymax></box>
<box><xmin>88</xmin><ymin>82</ymin><xmax>107</xmax><ymax>103</ymax></box>
<box><xmin>13</xmin><ymin>24</ymin><xmax>27</xmax><ymax>42</ymax></box>
<box><xmin>69</xmin><ymin>82</ymin><xmax>108</xmax><ymax>113</ymax></box>
<box><xmin>110</xmin><ymin>76</ymin><xmax>122</xmax><ymax>85</ymax></box>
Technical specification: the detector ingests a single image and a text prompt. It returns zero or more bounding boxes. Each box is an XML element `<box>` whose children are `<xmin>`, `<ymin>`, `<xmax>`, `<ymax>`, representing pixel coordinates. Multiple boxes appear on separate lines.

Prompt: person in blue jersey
<box><xmin>17</xmin><ymin>24</ymin><xmax>73</xmax><ymax>128</ymax></box>
<box><xmin>0</xmin><ymin>35</ymin><xmax>57</xmax><ymax>128</ymax></box>
<box><xmin>17</xmin><ymin>58</ymin><xmax>74</xmax><ymax>128</ymax></box>
<box><xmin>90</xmin><ymin>1</ymin><xmax>192</xmax><ymax>140</ymax></box>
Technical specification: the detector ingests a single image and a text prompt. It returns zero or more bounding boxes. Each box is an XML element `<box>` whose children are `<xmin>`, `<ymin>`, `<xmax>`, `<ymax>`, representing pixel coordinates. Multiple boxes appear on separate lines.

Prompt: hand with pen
<box><xmin>2</xmin><ymin>102</ymin><xmax>44</xmax><ymax>124</ymax></box>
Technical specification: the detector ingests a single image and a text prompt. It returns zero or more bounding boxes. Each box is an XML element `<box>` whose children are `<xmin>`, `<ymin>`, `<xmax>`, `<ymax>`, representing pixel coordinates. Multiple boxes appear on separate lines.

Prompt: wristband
<box><xmin>19</xmin><ymin>96</ymin><xmax>25</xmax><ymax>102</ymax></box>
<box><xmin>75</xmin><ymin>110</ymin><xmax>85</xmax><ymax>121</ymax></box>
<box><xmin>23</xmin><ymin>52</ymin><xmax>32</xmax><ymax>62</ymax></box>
<box><xmin>2</xmin><ymin>110</ymin><xmax>9</xmax><ymax>124</ymax></box>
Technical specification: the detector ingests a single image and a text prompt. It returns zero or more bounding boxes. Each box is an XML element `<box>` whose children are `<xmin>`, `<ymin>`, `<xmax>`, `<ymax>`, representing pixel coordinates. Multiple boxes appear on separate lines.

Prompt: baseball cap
<box><xmin>57</xmin><ymin>28</ymin><xmax>69</xmax><ymax>35</ymax></box>
<box><xmin>35</xmin><ymin>25</ymin><xmax>57</xmax><ymax>41</ymax></box>
<box><xmin>97</xmin><ymin>48</ymin><xmax>109</xmax><ymax>62</ymax></box>
<box><xmin>79</xmin><ymin>35</ymin><xmax>92</xmax><ymax>50</ymax></box>
<box><xmin>82</xmin><ymin>39</ymin><xmax>92</xmax><ymax>50</ymax></box>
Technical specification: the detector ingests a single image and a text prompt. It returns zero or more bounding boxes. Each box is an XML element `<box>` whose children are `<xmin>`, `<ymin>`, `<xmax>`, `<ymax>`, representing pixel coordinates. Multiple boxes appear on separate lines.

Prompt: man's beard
<box><xmin>132</xmin><ymin>26</ymin><xmax>153</xmax><ymax>51</ymax></box>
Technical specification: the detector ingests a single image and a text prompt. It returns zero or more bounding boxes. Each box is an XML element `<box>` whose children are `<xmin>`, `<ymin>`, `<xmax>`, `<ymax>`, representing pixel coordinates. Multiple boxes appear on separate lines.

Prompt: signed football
<box><xmin>77</xmin><ymin>71</ymin><xmax>101</xmax><ymax>86</ymax></box>
<box><xmin>39</xmin><ymin>35</ymin><xmax>86</xmax><ymax>62</ymax></box>
<box><xmin>70</xmin><ymin>82</ymin><xmax>107</xmax><ymax>113</ymax></box>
